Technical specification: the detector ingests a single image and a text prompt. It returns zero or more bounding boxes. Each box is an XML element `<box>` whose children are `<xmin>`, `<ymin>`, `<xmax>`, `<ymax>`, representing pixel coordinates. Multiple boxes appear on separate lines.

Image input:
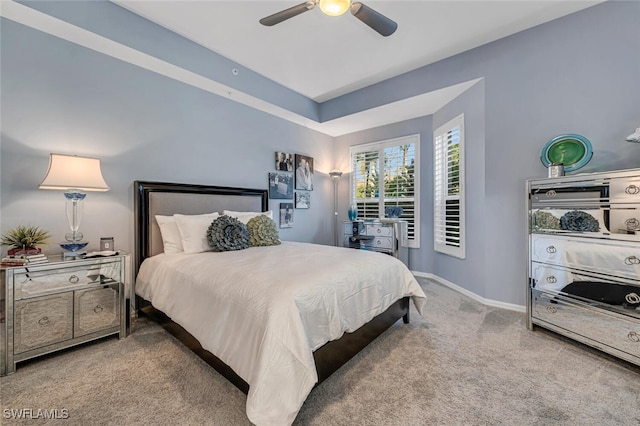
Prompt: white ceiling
<box><xmin>115</xmin><ymin>0</ymin><xmax>602</xmax><ymax>103</ymax></box>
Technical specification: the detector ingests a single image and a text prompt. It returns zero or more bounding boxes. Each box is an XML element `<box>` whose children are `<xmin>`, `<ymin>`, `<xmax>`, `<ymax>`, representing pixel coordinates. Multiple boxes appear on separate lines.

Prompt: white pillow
<box><xmin>222</xmin><ymin>210</ymin><xmax>273</xmax><ymax>225</ymax></box>
<box><xmin>174</xmin><ymin>213</ymin><xmax>220</xmax><ymax>254</ymax></box>
<box><xmin>155</xmin><ymin>215</ymin><xmax>184</xmax><ymax>254</ymax></box>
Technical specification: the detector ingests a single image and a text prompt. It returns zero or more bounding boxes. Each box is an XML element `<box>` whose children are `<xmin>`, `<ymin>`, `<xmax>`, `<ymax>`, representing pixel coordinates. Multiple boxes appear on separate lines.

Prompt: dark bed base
<box><xmin>137</xmin><ymin>295</ymin><xmax>410</xmax><ymax>394</ymax></box>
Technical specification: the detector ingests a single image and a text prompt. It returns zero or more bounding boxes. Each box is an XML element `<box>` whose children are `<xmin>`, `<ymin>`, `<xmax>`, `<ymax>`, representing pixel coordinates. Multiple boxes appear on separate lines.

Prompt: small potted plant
<box><xmin>1</xmin><ymin>225</ymin><xmax>51</xmax><ymax>256</ymax></box>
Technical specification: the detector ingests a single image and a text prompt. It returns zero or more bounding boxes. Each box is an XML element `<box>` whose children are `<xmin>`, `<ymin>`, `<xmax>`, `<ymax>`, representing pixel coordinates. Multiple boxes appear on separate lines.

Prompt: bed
<box><xmin>133</xmin><ymin>181</ymin><xmax>427</xmax><ymax>425</ymax></box>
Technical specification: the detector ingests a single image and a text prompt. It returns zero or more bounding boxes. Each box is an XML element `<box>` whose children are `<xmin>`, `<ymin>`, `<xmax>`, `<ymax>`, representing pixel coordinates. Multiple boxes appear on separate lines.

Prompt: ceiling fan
<box><xmin>259</xmin><ymin>0</ymin><xmax>398</xmax><ymax>37</ymax></box>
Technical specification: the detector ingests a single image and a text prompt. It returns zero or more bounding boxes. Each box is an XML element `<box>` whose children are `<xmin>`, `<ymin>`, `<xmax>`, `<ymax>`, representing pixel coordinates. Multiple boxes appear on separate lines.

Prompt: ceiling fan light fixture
<box><xmin>319</xmin><ymin>0</ymin><xmax>351</xmax><ymax>17</ymax></box>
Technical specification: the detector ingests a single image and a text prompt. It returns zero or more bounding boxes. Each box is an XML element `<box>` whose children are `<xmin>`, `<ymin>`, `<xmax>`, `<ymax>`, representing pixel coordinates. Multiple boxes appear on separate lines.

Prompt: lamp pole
<box><xmin>329</xmin><ymin>170</ymin><xmax>343</xmax><ymax>246</ymax></box>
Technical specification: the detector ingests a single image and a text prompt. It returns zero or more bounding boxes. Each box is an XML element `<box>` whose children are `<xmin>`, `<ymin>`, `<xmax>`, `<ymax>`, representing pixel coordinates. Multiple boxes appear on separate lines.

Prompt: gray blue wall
<box><xmin>333</xmin><ymin>0</ymin><xmax>639</xmax><ymax>306</ymax></box>
<box><xmin>2</xmin><ymin>1</ymin><xmax>639</xmax><ymax>307</ymax></box>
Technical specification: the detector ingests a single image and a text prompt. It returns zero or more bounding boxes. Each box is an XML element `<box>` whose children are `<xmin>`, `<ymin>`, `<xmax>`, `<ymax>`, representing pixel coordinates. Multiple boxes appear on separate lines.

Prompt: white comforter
<box><xmin>135</xmin><ymin>241</ymin><xmax>427</xmax><ymax>425</ymax></box>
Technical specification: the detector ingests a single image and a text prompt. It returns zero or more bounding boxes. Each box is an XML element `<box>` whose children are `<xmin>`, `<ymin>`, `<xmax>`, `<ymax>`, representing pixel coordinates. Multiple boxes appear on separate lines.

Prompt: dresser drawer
<box><xmin>14</xmin><ymin>293</ymin><xmax>73</xmax><ymax>354</ymax></box>
<box><xmin>530</xmin><ymin>234</ymin><xmax>640</xmax><ymax>280</ymax></box>
<box><xmin>610</xmin><ymin>176</ymin><xmax>640</xmax><ymax>203</ymax></box>
<box><xmin>532</xmin><ymin>290</ymin><xmax>640</xmax><ymax>360</ymax></box>
<box><xmin>14</xmin><ymin>260</ymin><xmax>122</xmax><ymax>300</ymax></box>
<box><xmin>531</xmin><ymin>262</ymin><xmax>640</xmax><ymax>315</ymax></box>
<box><xmin>74</xmin><ymin>285</ymin><xmax>120</xmax><ymax>337</ymax></box>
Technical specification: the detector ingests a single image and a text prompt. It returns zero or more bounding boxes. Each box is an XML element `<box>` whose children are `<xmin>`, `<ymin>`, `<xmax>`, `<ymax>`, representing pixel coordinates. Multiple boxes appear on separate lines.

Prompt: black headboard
<box><xmin>133</xmin><ymin>181</ymin><xmax>268</xmax><ymax>275</ymax></box>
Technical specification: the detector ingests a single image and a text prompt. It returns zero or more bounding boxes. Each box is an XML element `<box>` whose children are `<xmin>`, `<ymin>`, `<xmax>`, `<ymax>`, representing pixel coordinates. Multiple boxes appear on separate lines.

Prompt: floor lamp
<box><xmin>329</xmin><ymin>170</ymin><xmax>343</xmax><ymax>246</ymax></box>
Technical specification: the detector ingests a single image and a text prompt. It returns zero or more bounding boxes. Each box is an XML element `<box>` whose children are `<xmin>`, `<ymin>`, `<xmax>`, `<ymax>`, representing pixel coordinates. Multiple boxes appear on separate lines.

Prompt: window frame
<box><xmin>433</xmin><ymin>114</ymin><xmax>465</xmax><ymax>259</ymax></box>
<box><xmin>350</xmin><ymin>134</ymin><xmax>420</xmax><ymax>249</ymax></box>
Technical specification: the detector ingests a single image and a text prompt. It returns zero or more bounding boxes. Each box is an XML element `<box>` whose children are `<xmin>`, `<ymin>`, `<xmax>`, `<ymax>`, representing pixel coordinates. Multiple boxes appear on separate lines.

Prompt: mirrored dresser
<box><xmin>0</xmin><ymin>254</ymin><xmax>127</xmax><ymax>375</ymax></box>
<box><xmin>527</xmin><ymin>168</ymin><xmax>640</xmax><ymax>367</ymax></box>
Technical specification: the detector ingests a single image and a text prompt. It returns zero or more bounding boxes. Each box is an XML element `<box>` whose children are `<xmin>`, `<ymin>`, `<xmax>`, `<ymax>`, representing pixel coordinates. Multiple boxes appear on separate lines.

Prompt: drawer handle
<box><xmin>624</xmin><ymin>256</ymin><xmax>640</xmax><ymax>265</ymax></box>
<box><xmin>625</xmin><ymin>185</ymin><xmax>640</xmax><ymax>195</ymax></box>
<box><xmin>626</xmin><ymin>293</ymin><xmax>640</xmax><ymax>304</ymax></box>
<box><xmin>625</xmin><ymin>218</ymin><xmax>639</xmax><ymax>230</ymax></box>
<box><xmin>545</xmin><ymin>190</ymin><xmax>557</xmax><ymax>198</ymax></box>
<box><xmin>546</xmin><ymin>276</ymin><xmax>557</xmax><ymax>284</ymax></box>
<box><xmin>69</xmin><ymin>274</ymin><xmax>80</xmax><ymax>284</ymax></box>
<box><xmin>546</xmin><ymin>246</ymin><xmax>557</xmax><ymax>254</ymax></box>
<box><xmin>94</xmin><ymin>304</ymin><xmax>104</xmax><ymax>313</ymax></box>
<box><xmin>629</xmin><ymin>332</ymin><xmax>640</xmax><ymax>343</ymax></box>
<box><xmin>38</xmin><ymin>316</ymin><xmax>50</xmax><ymax>326</ymax></box>
<box><xmin>376</xmin><ymin>229</ymin><xmax>382</xmax><ymax>234</ymax></box>
<box><xmin>546</xmin><ymin>306</ymin><xmax>557</xmax><ymax>314</ymax></box>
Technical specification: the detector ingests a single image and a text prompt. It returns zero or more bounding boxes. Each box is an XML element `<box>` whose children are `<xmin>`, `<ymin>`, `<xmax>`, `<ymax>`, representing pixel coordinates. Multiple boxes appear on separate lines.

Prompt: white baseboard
<box><xmin>412</xmin><ymin>271</ymin><xmax>526</xmax><ymax>313</ymax></box>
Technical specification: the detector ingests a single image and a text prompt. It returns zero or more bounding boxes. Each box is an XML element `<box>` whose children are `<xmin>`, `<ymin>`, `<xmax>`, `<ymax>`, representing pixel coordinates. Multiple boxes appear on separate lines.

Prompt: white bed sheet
<box><xmin>135</xmin><ymin>241</ymin><xmax>427</xmax><ymax>426</ymax></box>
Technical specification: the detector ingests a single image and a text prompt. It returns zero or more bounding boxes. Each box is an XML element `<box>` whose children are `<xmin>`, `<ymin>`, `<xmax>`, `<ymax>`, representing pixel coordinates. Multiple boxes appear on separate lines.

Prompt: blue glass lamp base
<box><xmin>60</xmin><ymin>241</ymin><xmax>89</xmax><ymax>258</ymax></box>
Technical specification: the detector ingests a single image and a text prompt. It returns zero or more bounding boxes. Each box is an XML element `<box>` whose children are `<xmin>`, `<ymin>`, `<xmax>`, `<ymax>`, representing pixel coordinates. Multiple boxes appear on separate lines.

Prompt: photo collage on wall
<box><xmin>271</xmin><ymin>152</ymin><xmax>314</xmax><ymax>228</ymax></box>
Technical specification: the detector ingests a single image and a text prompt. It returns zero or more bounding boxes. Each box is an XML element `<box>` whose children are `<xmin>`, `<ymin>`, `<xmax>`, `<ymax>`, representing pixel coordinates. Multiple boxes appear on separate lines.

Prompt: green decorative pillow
<box><xmin>560</xmin><ymin>210</ymin><xmax>600</xmax><ymax>232</ymax></box>
<box><xmin>247</xmin><ymin>215</ymin><xmax>281</xmax><ymax>247</ymax></box>
<box><xmin>531</xmin><ymin>210</ymin><xmax>560</xmax><ymax>231</ymax></box>
<box><xmin>207</xmin><ymin>215</ymin><xmax>250</xmax><ymax>252</ymax></box>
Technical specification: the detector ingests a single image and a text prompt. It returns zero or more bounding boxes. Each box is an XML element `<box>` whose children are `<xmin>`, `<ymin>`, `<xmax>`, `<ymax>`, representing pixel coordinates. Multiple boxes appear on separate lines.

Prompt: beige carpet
<box><xmin>2</xmin><ymin>278</ymin><xmax>639</xmax><ymax>425</ymax></box>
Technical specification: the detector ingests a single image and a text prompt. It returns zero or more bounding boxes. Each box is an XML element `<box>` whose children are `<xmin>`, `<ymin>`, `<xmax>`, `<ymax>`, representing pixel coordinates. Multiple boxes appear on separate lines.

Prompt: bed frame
<box><xmin>133</xmin><ymin>180</ymin><xmax>410</xmax><ymax>394</ymax></box>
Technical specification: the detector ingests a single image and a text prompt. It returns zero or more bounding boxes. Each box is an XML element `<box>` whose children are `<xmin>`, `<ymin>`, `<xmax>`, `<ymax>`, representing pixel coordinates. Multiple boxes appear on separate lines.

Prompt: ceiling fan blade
<box><xmin>259</xmin><ymin>1</ymin><xmax>316</xmax><ymax>27</ymax></box>
<box><xmin>350</xmin><ymin>2</ymin><xmax>397</xmax><ymax>37</ymax></box>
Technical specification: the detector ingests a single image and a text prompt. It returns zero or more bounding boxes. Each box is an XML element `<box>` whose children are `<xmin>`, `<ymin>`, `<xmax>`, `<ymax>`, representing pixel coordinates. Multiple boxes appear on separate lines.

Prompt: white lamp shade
<box><xmin>39</xmin><ymin>154</ymin><xmax>109</xmax><ymax>191</ymax></box>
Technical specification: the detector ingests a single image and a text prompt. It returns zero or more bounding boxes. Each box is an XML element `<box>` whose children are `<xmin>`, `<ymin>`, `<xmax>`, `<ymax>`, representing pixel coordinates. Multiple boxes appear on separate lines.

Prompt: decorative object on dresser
<box><xmin>343</xmin><ymin>220</ymin><xmax>409</xmax><ymax>266</ymax></box>
<box><xmin>527</xmin><ymin>168</ymin><xmax>640</xmax><ymax>367</ymax></box>
<box><xmin>38</xmin><ymin>154</ymin><xmax>110</xmax><ymax>258</ymax></box>
<box><xmin>384</xmin><ymin>205</ymin><xmax>403</xmax><ymax>219</ymax></box>
<box><xmin>0</xmin><ymin>253</ymin><xmax>128</xmax><ymax>375</ymax></box>
<box><xmin>540</xmin><ymin>134</ymin><xmax>593</xmax><ymax>173</ymax></box>
<box><xmin>626</xmin><ymin>127</ymin><xmax>640</xmax><ymax>143</ymax></box>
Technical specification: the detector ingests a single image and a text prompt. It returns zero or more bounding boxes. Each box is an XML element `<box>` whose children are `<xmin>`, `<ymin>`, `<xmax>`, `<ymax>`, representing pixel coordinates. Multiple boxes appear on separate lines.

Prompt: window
<box><xmin>433</xmin><ymin>114</ymin><xmax>465</xmax><ymax>258</ymax></box>
<box><xmin>350</xmin><ymin>135</ymin><xmax>420</xmax><ymax>248</ymax></box>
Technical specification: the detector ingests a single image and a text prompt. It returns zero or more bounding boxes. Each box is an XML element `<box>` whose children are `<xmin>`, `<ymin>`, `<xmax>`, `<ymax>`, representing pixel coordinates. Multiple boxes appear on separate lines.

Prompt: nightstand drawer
<box><xmin>74</xmin><ymin>285</ymin><xmax>120</xmax><ymax>337</ymax></box>
<box><xmin>14</xmin><ymin>293</ymin><xmax>73</xmax><ymax>354</ymax></box>
<box><xmin>365</xmin><ymin>224</ymin><xmax>393</xmax><ymax>237</ymax></box>
<box><xmin>371</xmin><ymin>236</ymin><xmax>393</xmax><ymax>250</ymax></box>
<box><xmin>14</xmin><ymin>261</ymin><xmax>121</xmax><ymax>300</ymax></box>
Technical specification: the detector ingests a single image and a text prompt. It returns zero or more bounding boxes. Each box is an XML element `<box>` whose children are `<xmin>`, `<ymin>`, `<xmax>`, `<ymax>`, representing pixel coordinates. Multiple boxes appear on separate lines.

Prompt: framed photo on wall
<box><xmin>275</xmin><ymin>152</ymin><xmax>293</xmax><ymax>171</ymax></box>
<box><xmin>294</xmin><ymin>154</ymin><xmax>314</xmax><ymax>191</ymax></box>
<box><xmin>295</xmin><ymin>192</ymin><xmax>310</xmax><ymax>209</ymax></box>
<box><xmin>279</xmin><ymin>203</ymin><xmax>294</xmax><ymax>228</ymax></box>
<box><xmin>268</xmin><ymin>172</ymin><xmax>293</xmax><ymax>199</ymax></box>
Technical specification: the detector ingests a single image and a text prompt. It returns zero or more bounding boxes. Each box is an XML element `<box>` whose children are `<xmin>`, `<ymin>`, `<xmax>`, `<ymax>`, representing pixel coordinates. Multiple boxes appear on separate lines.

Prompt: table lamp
<box><xmin>39</xmin><ymin>154</ymin><xmax>109</xmax><ymax>257</ymax></box>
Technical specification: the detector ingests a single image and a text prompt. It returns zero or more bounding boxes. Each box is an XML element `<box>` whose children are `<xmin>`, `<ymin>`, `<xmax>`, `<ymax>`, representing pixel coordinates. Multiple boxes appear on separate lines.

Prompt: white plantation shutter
<box><xmin>350</xmin><ymin>135</ymin><xmax>420</xmax><ymax>248</ymax></box>
<box><xmin>434</xmin><ymin>114</ymin><xmax>465</xmax><ymax>258</ymax></box>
